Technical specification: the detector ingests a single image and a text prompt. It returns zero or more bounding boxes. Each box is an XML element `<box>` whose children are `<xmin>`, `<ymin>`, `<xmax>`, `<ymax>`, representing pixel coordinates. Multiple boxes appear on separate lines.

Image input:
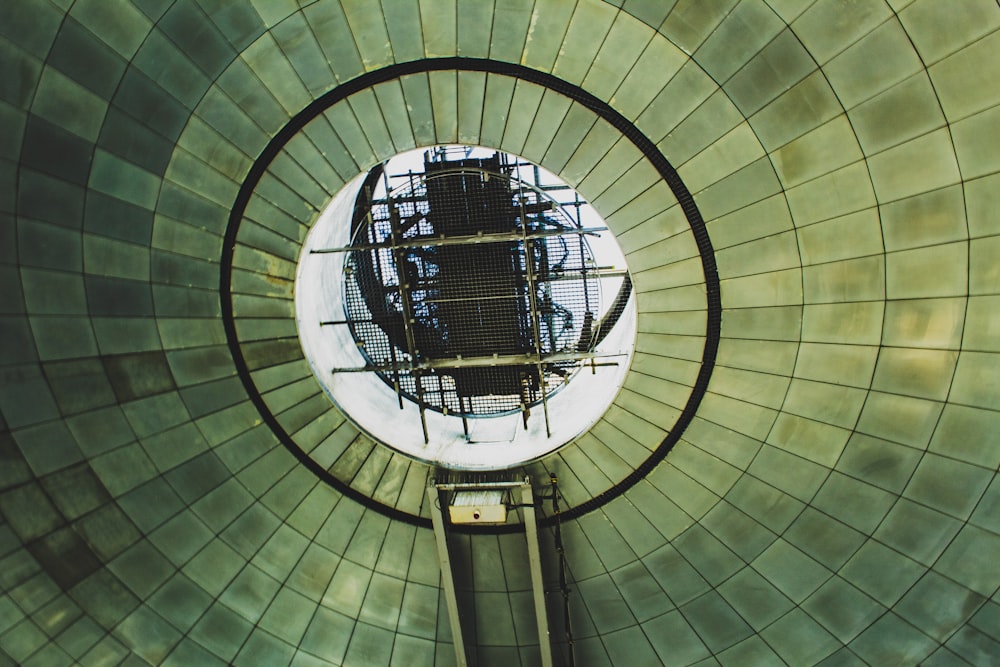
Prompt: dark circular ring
<box><xmin>221</xmin><ymin>57</ymin><xmax>721</xmax><ymax>531</ymax></box>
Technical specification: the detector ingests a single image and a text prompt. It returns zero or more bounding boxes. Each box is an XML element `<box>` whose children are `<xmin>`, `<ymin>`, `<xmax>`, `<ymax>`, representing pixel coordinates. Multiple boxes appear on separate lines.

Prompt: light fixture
<box><xmin>448</xmin><ymin>489</ymin><xmax>508</xmax><ymax>525</ymax></box>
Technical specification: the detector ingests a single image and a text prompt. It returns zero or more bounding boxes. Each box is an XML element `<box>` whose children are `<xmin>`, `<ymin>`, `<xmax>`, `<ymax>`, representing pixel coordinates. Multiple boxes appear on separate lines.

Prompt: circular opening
<box><xmin>296</xmin><ymin>146</ymin><xmax>636</xmax><ymax>470</ymax></box>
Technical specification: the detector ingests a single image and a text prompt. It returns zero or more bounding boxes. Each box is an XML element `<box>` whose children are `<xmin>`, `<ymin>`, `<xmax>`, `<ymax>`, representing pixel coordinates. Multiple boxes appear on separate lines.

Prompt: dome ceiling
<box><xmin>1</xmin><ymin>0</ymin><xmax>999</xmax><ymax>665</ymax></box>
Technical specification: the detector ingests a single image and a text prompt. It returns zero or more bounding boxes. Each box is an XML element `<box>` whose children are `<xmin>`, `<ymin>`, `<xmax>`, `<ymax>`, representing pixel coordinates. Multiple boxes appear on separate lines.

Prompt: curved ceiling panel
<box><xmin>1</xmin><ymin>1</ymin><xmax>999</xmax><ymax>665</ymax></box>
<box><xmin>216</xmin><ymin>56</ymin><xmax>720</xmax><ymax>524</ymax></box>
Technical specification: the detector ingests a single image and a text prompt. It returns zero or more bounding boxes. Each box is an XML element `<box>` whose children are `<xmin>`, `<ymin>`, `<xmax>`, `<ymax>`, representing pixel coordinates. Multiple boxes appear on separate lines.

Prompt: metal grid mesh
<box><xmin>342</xmin><ymin>149</ymin><xmax>606</xmax><ymax>421</ymax></box>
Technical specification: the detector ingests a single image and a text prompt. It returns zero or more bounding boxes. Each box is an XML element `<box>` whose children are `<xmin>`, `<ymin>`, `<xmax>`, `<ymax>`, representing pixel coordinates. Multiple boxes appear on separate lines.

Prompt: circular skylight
<box><xmin>296</xmin><ymin>147</ymin><xmax>636</xmax><ymax>470</ymax></box>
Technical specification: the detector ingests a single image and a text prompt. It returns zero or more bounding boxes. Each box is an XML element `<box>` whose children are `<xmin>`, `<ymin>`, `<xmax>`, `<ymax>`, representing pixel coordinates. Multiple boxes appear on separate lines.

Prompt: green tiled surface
<box><xmin>1</xmin><ymin>1</ymin><xmax>999</xmax><ymax>665</ymax></box>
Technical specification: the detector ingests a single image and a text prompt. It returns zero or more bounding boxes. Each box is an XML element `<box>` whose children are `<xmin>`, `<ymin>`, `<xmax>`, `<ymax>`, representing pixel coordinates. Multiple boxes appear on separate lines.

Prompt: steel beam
<box><xmin>426</xmin><ymin>485</ymin><xmax>469</xmax><ymax>667</ymax></box>
<box><xmin>521</xmin><ymin>483</ymin><xmax>554</xmax><ymax>667</ymax></box>
<box><xmin>330</xmin><ymin>349</ymin><xmax>626</xmax><ymax>373</ymax></box>
<box><xmin>309</xmin><ymin>226</ymin><xmax>609</xmax><ymax>253</ymax></box>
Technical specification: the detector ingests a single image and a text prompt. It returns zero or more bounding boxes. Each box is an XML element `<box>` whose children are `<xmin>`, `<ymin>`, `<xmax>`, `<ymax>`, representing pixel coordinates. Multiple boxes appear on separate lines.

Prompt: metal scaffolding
<box><xmin>314</xmin><ymin>148</ymin><xmax>632</xmax><ymax>442</ymax></box>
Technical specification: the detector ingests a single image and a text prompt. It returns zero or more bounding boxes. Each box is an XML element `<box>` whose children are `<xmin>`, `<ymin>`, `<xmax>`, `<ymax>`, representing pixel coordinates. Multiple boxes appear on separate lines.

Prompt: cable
<box><xmin>551</xmin><ymin>473</ymin><xmax>574</xmax><ymax>667</ymax></box>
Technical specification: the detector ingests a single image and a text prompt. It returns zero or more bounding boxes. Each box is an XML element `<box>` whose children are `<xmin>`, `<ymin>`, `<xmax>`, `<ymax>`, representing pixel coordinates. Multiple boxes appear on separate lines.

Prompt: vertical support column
<box><xmin>521</xmin><ymin>483</ymin><xmax>554</xmax><ymax>667</ymax></box>
<box><xmin>426</xmin><ymin>485</ymin><xmax>469</xmax><ymax>667</ymax></box>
